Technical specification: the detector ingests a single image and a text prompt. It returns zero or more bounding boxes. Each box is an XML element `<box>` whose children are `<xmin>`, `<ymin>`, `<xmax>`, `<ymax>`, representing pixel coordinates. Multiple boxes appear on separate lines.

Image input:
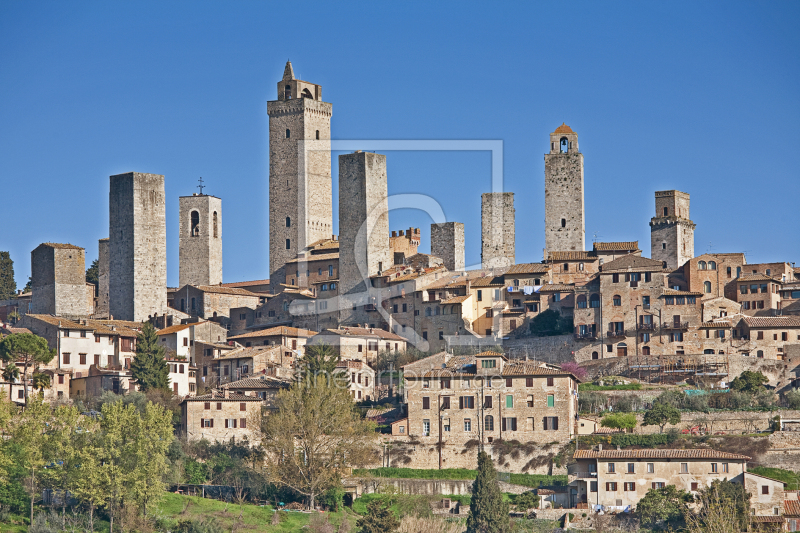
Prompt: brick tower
<box><xmin>650</xmin><ymin>190</ymin><xmax>695</xmax><ymax>269</ymax></box>
<box><xmin>338</xmin><ymin>151</ymin><xmax>391</xmax><ymax>323</ymax></box>
<box><xmin>30</xmin><ymin>243</ymin><xmax>87</xmax><ymax>316</ymax></box>
<box><xmin>267</xmin><ymin>61</ymin><xmax>332</xmax><ymax>291</ymax></box>
<box><xmin>544</xmin><ymin>123</ymin><xmax>585</xmax><ymax>255</ymax></box>
<box><xmin>481</xmin><ymin>193</ymin><xmax>515</xmax><ymax>268</ymax></box>
<box><xmin>431</xmin><ymin>222</ymin><xmax>465</xmax><ymax>271</ymax></box>
<box><xmin>109</xmin><ymin>172</ymin><xmax>167</xmax><ymax>322</ymax></box>
<box><xmin>179</xmin><ymin>193</ymin><xmax>222</xmax><ymax>287</ymax></box>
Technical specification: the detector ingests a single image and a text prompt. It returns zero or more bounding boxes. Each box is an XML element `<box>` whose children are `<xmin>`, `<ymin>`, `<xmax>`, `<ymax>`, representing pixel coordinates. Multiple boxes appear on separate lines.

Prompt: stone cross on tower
<box><xmin>197</xmin><ymin>177</ymin><xmax>205</xmax><ymax>195</ymax></box>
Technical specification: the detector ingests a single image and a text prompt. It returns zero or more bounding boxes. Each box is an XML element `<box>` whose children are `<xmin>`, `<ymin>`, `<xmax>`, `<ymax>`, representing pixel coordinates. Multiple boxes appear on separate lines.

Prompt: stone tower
<box><xmin>650</xmin><ymin>190</ymin><xmax>695</xmax><ymax>269</ymax></box>
<box><xmin>481</xmin><ymin>193</ymin><xmax>515</xmax><ymax>268</ymax></box>
<box><xmin>431</xmin><ymin>222</ymin><xmax>465</xmax><ymax>271</ymax></box>
<box><xmin>96</xmin><ymin>238</ymin><xmax>110</xmax><ymax>318</ymax></box>
<box><xmin>30</xmin><ymin>243</ymin><xmax>87</xmax><ymax>316</ymax></box>
<box><xmin>544</xmin><ymin>123</ymin><xmax>585</xmax><ymax>255</ymax></box>
<box><xmin>267</xmin><ymin>61</ymin><xmax>332</xmax><ymax>291</ymax></box>
<box><xmin>179</xmin><ymin>193</ymin><xmax>222</xmax><ymax>287</ymax></box>
<box><xmin>338</xmin><ymin>151</ymin><xmax>391</xmax><ymax>322</ymax></box>
<box><xmin>109</xmin><ymin>172</ymin><xmax>167</xmax><ymax>322</ymax></box>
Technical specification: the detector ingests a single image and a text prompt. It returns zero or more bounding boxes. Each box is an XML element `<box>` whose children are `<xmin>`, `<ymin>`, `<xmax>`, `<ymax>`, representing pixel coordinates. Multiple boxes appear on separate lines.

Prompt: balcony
<box><xmin>662</xmin><ymin>322</ymin><xmax>689</xmax><ymax>330</ymax></box>
<box><xmin>574</xmin><ymin>332</ymin><xmax>597</xmax><ymax>341</ymax></box>
<box><xmin>637</xmin><ymin>322</ymin><xmax>657</xmax><ymax>331</ymax></box>
<box><xmin>364</xmin><ymin>304</ymin><xmax>376</xmax><ymax>311</ymax></box>
<box><xmin>606</xmin><ymin>330</ymin><xmax>627</xmax><ymax>338</ymax></box>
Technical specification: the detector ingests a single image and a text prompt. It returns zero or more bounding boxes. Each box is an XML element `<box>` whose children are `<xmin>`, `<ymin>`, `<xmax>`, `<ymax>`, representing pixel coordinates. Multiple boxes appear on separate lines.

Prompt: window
<box><xmin>627</xmin><ymin>463</ymin><xmax>635</xmax><ymax>474</ymax></box>
<box><xmin>722</xmin><ymin>463</ymin><xmax>728</xmax><ymax>473</ymax></box>
<box><xmin>624</xmin><ymin>482</ymin><xmax>636</xmax><ymax>491</ymax></box>
<box><xmin>590</xmin><ymin>481</ymin><xmax>598</xmax><ymax>492</ymax></box>
<box><xmin>439</xmin><ymin>331</ymin><xmax>444</xmax><ymax>340</ymax></box>
<box><xmin>608</xmin><ymin>463</ymin><xmax>616</xmax><ymax>473</ymax></box>
<box><xmin>590</xmin><ymin>294</ymin><xmax>600</xmax><ymax>308</ymax></box>
<box><xmin>190</xmin><ymin>210</ymin><xmax>200</xmax><ymax>236</ymax></box>
<box><xmin>505</xmin><ymin>395</ymin><xmax>513</xmax><ymax>408</ymax></box>
<box><xmin>680</xmin><ymin>463</ymin><xmax>688</xmax><ymax>473</ymax></box>
<box><xmin>63</xmin><ymin>353</ymin><xmax>70</xmax><ymax>364</ymax></box>
<box><xmin>704</xmin><ymin>281</ymin><xmax>712</xmax><ymax>293</ymax></box>
<box><xmin>423</xmin><ymin>420</ymin><xmax>430</xmax><ymax>436</ymax></box>
<box><xmin>285</xmin><ymin>129</ymin><xmax>290</xmax><ymax>138</ymax></box>
<box><xmin>612</xmin><ymin>273</ymin><xmax>619</xmax><ymax>283</ymax></box>
<box><xmin>315</xmin><ymin>130</ymin><xmax>320</xmax><ymax>140</ymax></box>
<box><xmin>459</xmin><ymin>396</ymin><xmax>475</xmax><ymax>409</ymax></box>
<box><xmin>485</xmin><ymin>415</ymin><xmax>494</xmax><ymax>431</ymax></box>
<box><xmin>547</xmin><ymin>377</ymin><xmax>554</xmax><ymax>387</ymax></box>
<box><xmin>441</xmin><ymin>396</ymin><xmax>450</xmax><ymax>409</ymax></box>
<box><xmin>477</xmin><ymin>290</ymin><xmax>482</xmax><ymax>301</ymax></box>
<box><xmin>698</xmin><ymin>261</ymin><xmax>707</xmax><ymax>270</ymax></box>
<box><xmin>577</xmin><ymin>295</ymin><xmax>587</xmax><ymax>308</ymax></box>
<box><xmin>552</xmin><ymin>293</ymin><xmax>561</xmax><ymax>302</ymax></box>
<box><xmin>213</xmin><ymin>211</ymin><xmax>218</xmax><ymax>237</ymax></box>
<box><xmin>484</xmin><ymin>395</ymin><xmax>492</xmax><ymax>408</ymax></box>
<box><xmin>762</xmin><ymin>485</ymin><xmax>769</xmax><ymax>495</ymax></box>
<box><xmin>285</xmin><ymin>239</ymin><xmax>291</xmax><ymax>249</ymax></box>
<box><xmin>613</xmin><ymin>295</ymin><xmax>621</xmax><ymax>306</ymax></box>
<box><xmin>464</xmin><ymin>419</ymin><xmax>472</xmax><ymax>432</ymax></box>
<box><xmin>709</xmin><ymin>261</ymin><xmax>716</xmax><ymax>270</ymax></box>
<box><xmin>606</xmin><ymin>482</ymin><xmax>618</xmax><ymax>492</ymax></box>
<box><xmin>201</xmin><ymin>419</ymin><xmax>213</xmax><ymax>428</ymax></box>
<box><xmin>481</xmin><ymin>359</ymin><xmax>496</xmax><ymax>369</ymax></box>
<box><xmin>543</xmin><ymin>416</ymin><xmax>558</xmax><ymax>430</ymax></box>
<box><xmin>501</xmin><ymin>417</ymin><xmax>517</xmax><ymax>431</ymax></box>
<box><xmin>561</xmin><ymin>218</ymin><xmax>566</xmax><ymax>228</ymax></box>
<box><xmin>711</xmin><ymin>463</ymin><xmax>718</xmax><ymax>473</ymax></box>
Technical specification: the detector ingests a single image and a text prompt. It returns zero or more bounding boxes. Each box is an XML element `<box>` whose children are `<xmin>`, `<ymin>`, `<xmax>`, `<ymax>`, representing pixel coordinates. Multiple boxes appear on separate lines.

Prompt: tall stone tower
<box><xmin>544</xmin><ymin>123</ymin><xmax>585</xmax><ymax>254</ymax></box>
<box><xmin>179</xmin><ymin>193</ymin><xmax>222</xmax><ymax>287</ymax></box>
<box><xmin>109</xmin><ymin>172</ymin><xmax>167</xmax><ymax>322</ymax></box>
<box><xmin>431</xmin><ymin>222</ymin><xmax>465</xmax><ymax>271</ymax></box>
<box><xmin>96</xmin><ymin>238</ymin><xmax>110</xmax><ymax>318</ymax></box>
<box><xmin>650</xmin><ymin>190</ymin><xmax>695</xmax><ymax>269</ymax></box>
<box><xmin>481</xmin><ymin>193</ymin><xmax>515</xmax><ymax>268</ymax></box>
<box><xmin>267</xmin><ymin>61</ymin><xmax>332</xmax><ymax>291</ymax></box>
<box><xmin>338</xmin><ymin>151</ymin><xmax>391</xmax><ymax>323</ymax></box>
<box><xmin>30</xmin><ymin>243</ymin><xmax>87</xmax><ymax>316</ymax></box>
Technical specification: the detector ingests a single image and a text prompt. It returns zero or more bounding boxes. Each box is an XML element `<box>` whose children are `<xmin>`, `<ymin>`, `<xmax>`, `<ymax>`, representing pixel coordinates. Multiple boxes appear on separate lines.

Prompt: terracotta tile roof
<box><xmin>593</xmin><ymin>242</ymin><xmax>639</xmax><ymax>252</ymax></box>
<box><xmin>1</xmin><ymin>326</ymin><xmax>31</xmax><ymax>334</ymax></box>
<box><xmin>183</xmin><ymin>391</ymin><xmax>261</xmax><ymax>402</ymax></box>
<box><xmin>700</xmin><ymin>321</ymin><xmax>732</xmax><ymax>328</ymax></box>
<box><xmin>286</xmin><ymin>253</ymin><xmax>339</xmax><ymax>264</ymax></box>
<box><xmin>85</xmin><ymin>320</ymin><xmax>139</xmax><ymax>337</ymax></box>
<box><xmin>553</xmin><ymin>123</ymin><xmax>574</xmax><ymax>134</ymax></box>
<box><xmin>741</xmin><ymin>316</ymin><xmax>800</xmax><ymax>328</ymax></box>
<box><xmin>737</xmin><ymin>274</ymin><xmax>779</xmax><ymax>283</ymax></box>
<box><xmin>538</xmin><ymin>284</ymin><xmax>575</xmax><ymax>293</ymax></box>
<box><xmin>336</xmin><ymin>360</ymin><xmax>367</xmax><ymax>369</ymax></box>
<box><xmin>573</xmin><ymin>449</ymin><xmax>750</xmax><ymax>460</ymax></box>
<box><xmin>547</xmin><ymin>251</ymin><xmax>596</xmax><ymax>261</ymax></box>
<box><xmin>475</xmin><ymin>351</ymin><xmax>504</xmax><ymax>357</ymax></box>
<box><xmin>505</xmin><ymin>263</ymin><xmax>550</xmax><ymax>275</ymax></box>
<box><xmin>39</xmin><ymin>242</ymin><xmax>83</xmax><ymax>250</ymax></box>
<box><xmin>441</xmin><ymin>295</ymin><xmax>470</xmax><ymax>305</ymax></box>
<box><xmin>222</xmin><ymin>376</ymin><xmax>291</xmax><ymax>389</ymax></box>
<box><xmin>218</xmin><ymin>345</ymin><xmax>285</xmax><ymax>360</ymax></box>
<box><xmin>193</xmin><ymin>285</ymin><xmax>262</xmax><ymax>297</ymax></box>
<box><xmin>501</xmin><ymin>363</ymin><xmax>580</xmax><ymax>379</ymax></box>
<box><xmin>319</xmin><ymin>327</ymin><xmax>406</xmax><ymax>341</ymax></box>
<box><xmin>785</xmin><ymin>500</ymin><xmax>800</xmax><ymax>516</ymax></box>
<box><xmin>751</xmin><ymin>516</ymin><xmax>784</xmax><ymax>523</ymax></box>
<box><xmin>306</xmin><ymin>239</ymin><xmax>340</xmax><ymax>251</ymax></box>
<box><xmin>662</xmin><ymin>289</ymin><xmax>703</xmax><ymax>297</ymax></box>
<box><xmin>156</xmin><ymin>323</ymin><xmax>195</xmax><ymax>336</ymax></box>
<box><xmin>229</xmin><ymin>326</ymin><xmax>317</xmax><ymax>340</ymax></box>
<box><xmin>471</xmin><ymin>276</ymin><xmax>505</xmax><ymax>288</ymax></box>
<box><xmin>601</xmin><ymin>254</ymin><xmax>667</xmax><ymax>272</ymax></box>
<box><xmin>26</xmin><ymin>314</ymin><xmax>93</xmax><ymax>330</ymax></box>
<box><xmin>220</xmin><ymin>279</ymin><xmax>270</xmax><ymax>288</ymax></box>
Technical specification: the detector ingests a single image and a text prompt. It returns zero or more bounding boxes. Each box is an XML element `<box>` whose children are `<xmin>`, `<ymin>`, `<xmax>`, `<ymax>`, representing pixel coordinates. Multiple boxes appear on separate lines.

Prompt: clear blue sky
<box><xmin>1</xmin><ymin>1</ymin><xmax>798</xmax><ymax>287</ymax></box>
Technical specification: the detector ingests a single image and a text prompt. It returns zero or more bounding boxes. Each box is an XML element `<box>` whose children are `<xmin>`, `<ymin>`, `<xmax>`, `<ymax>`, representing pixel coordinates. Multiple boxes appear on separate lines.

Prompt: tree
<box><xmin>85</xmin><ymin>258</ymin><xmax>99</xmax><ymax>286</ymax></box>
<box><xmin>559</xmin><ymin>361</ymin><xmax>587</xmax><ymax>381</ymax></box>
<box><xmin>0</xmin><ymin>252</ymin><xmax>16</xmax><ymax>301</ymax></box>
<box><xmin>513</xmin><ymin>490</ymin><xmax>540</xmax><ymax>512</ymax></box>
<box><xmin>601</xmin><ymin>412</ymin><xmax>637</xmax><ymax>432</ymax></box>
<box><xmin>0</xmin><ymin>333</ymin><xmax>55</xmax><ymax>405</ymax></box>
<box><xmin>2</xmin><ymin>362</ymin><xmax>19</xmax><ymax>383</ymax></box>
<box><xmin>8</xmin><ymin>394</ymin><xmax>51</xmax><ymax>525</ymax></box>
<box><xmin>730</xmin><ymin>371</ymin><xmax>768</xmax><ymax>394</ymax></box>
<box><xmin>127</xmin><ymin>401</ymin><xmax>174</xmax><ymax>516</ymax></box>
<box><xmin>642</xmin><ymin>402</ymin><xmax>681</xmax><ymax>433</ymax></box>
<box><xmin>685</xmin><ymin>479</ymin><xmax>750</xmax><ymax>533</ymax></box>
<box><xmin>466</xmin><ymin>451</ymin><xmax>509</xmax><ymax>533</ymax></box>
<box><xmin>355</xmin><ymin>499</ymin><xmax>399</xmax><ymax>533</ymax></box>
<box><xmin>260</xmin><ymin>378</ymin><xmax>376</xmax><ymax>509</ymax></box>
<box><xmin>635</xmin><ymin>485</ymin><xmax>692</xmax><ymax>529</ymax></box>
<box><xmin>529</xmin><ymin>309</ymin><xmax>572</xmax><ymax>337</ymax></box>
<box><xmin>298</xmin><ymin>342</ymin><xmax>340</xmax><ymax>384</ymax></box>
<box><xmin>23</xmin><ymin>277</ymin><xmax>31</xmax><ymax>293</ymax></box>
<box><xmin>130</xmin><ymin>322</ymin><xmax>170</xmax><ymax>392</ymax></box>
<box><xmin>31</xmin><ymin>372</ymin><xmax>50</xmax><ymax>393</ymax></box>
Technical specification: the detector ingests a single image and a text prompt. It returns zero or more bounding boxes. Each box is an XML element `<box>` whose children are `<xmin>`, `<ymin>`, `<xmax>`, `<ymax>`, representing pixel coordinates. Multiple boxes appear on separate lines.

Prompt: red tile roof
<box><xmin>547</xmin><ymin>251</ymin><xmax>596</xmax><ymax>261</ymax></box>
<box><xmin>785</xmin><ymin>500</ymin><xmax>800</xmax><ymax>516</ymax></box>
<box><xmin>741</xmin><ymin>316</ymin><xmax>800</xmax><ymax>328</ymax></box>
<box><xmin>601</xmin><ymin>254</ymin><xmax>667</xmax><ymax>272</ymax></box>
<box><xmin>573</xmin><ymin>449</ymin><xmax>750</xmax><ymax>460</ymax></box>
<box><xmin>553</xmin><ymin>123</ymin><xmax>574</xmax><ymax>134</ymax></box>
<box><xmin>193</xmin><ymin>285</ymin><xmax>262</xmax><ymax>297</ymax></box>
<box><xmin>220</xmin><ymin>279</ymin><xmax>270</xmax><ymax>288</ymax></box>
<box><xmin>593</xmin><ymin>242</ymin><xmax>639</xmax><ymax>252</ymax></box>
<box><xmin>229</xmin><ymin>326</ymin><xmax>317</xmax><ymax>339</ymax></box>
<box><xmin>737</xmin><ymin>274</ymin><xmax>779</xmax><ymax>283</ymax></box>
<box><xmin>505</xmin><ymin>263</ymin><xmax>550</xmax><ymax>275</ymax></box>
<box><xmin>157</xmin><ymin>323</ymin><xmax>195</xmax><ymax>335</ymax></box>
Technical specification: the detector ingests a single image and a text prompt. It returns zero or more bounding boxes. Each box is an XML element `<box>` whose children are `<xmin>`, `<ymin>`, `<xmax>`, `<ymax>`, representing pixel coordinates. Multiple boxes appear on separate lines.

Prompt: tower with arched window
<box><xmin>544</xmin><ymin>123</ymin><xmax>585</xmax><ymax>256</ymax></box>
<box><xmin>649</xmin><ymin>190</ymin><xmax>695</xmax><ymax>270</ymax></box>
<box><xmin>267</xmin><ymin>61</ymin><xmax>333</xmax><ymax>291</ymax></box>
<box><xmin>179</xmin><ymin>193</ymin><xmax>222</xmax><ymax>287</ymax></box>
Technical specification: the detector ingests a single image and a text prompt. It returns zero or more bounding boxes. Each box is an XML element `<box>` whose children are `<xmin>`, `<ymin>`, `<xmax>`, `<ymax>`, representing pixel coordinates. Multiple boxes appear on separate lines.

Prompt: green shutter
<box><xmin>506</xmin><ymin>395</ymin><xmax>513</xmax><ymax>408</ymax></box>
<box><xmin>547</xmin><ymin>395</ymin><xmax>555</xmax><ymax>407</ymax></box>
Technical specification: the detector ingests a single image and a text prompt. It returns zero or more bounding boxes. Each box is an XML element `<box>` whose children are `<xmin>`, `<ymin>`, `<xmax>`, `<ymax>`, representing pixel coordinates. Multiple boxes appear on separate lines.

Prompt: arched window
<box><xmin>560</xmin><ymin>137</ymin><xmax>569</xmax><ymax>153</ymax></box>
<box><xmin>285</xmin><ymin>129</ymin><xmax>290</xmax><ymax>138</ymax></box>
<box><xmin>592</xmin><ymin>351</ymin><xmax>599</xmax><ymax>360</ymax></box>
<box><xmin>576</xmin><ymin>295</ymin><xmax>587</xmax><ymax>309</ymax></box>
<box><xmin>286</xmin><ymin>239</ymin><xmax>291</xmax><ymax>249</ymax></box>
<box><xmin>563</xmin><ymin>263</ymin><xmax>569</xmax><ymax>272</ymax></box>
<box><xmin>485</xmin><ymin>415</ymin><xmax>494</xmax><ymax>431</ymax></box>
<box><xmin>286</xmin><ymin>216</ymin><xmax>291</xmax><ymax>228</ymax></box>
<box><xmin>642</xmin><ymin>346</ymin><xmax>650</xmax><ymax>355</ymax></box>
<box><xmin>316</xmin><ymin>130</ymin><xmax>320</xmax><ymax>140</ymax></box>
<box><xmin>442</xmin><ymin>306</ymin><xmax>448</xmax><ymax>315</ymax></box>
<box><xmin>190</xmin><ymin>211</ymin><xmax>200</xmax><ymax>236</ymax></box>
<box><xmin>284</xmin><ymin>85</ymin><xmax>291</xmax><ymax>100</ymax></box>
<box><xmin>590</xmin><ymin>294</ymin><xmax>600</xmax><ymax>308</ymax></box>
<box><xmin>301</xmin><ymin>88</ymin><xmax>313</xmax><ymax>99</ymax></box>
<box><xmin>425</xmin><ymin>307</ymin><xmax>431</xmax><ymax>317</ymax></box>
<box><xmin>698</xmin><ymin>261</ymin><xmax>706</xmax><ymax>270</ymax></box>
<box><xmin>663</xmin><ymin>207</ymin><xmax>669</xmax><ymax>216</ymax></box>
<box><xmin>434</xmin><ymin>307</ymin><xmax>440</xmax><ymax>316</ymax></box>
<box><xmin>561</xmin><ymin>218</ymin><xmax>566</xmax><ymax>228</ymax></box>
<box><xmin>282</xmin><ymin>301</ymin><xmax>289</xmax><ymax>311</ymax></box>
<box><xmin>704</xmin><ymin>281</ymin><xmax>712</xmax><ymax>293</ymax></box>
<box><xmin>612</xmin><ymin>295</ymin><xmax>621</xmax><ymax>306</ymax></box>
<box><xmin>757</xmin><ymin>350</ymin><xmax>764</xmax><ymax>358</ymax></box>
<box><xmin>579</xmin><ymin>262</ymin><xmax>584</xmax><ymax>271</ymax></box>
<box><xmin>213</xmin><ymin>211</ymin><xmax>218</xmax><ymax>238</ymax></box>
<box><xmin>708</xmin><ymin>261</ymin><xmax>717</xmax><ymax>270</ymax></box>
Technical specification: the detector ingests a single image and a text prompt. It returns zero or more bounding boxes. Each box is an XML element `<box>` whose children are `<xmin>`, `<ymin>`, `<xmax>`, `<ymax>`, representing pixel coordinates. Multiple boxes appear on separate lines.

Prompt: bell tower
<box><xmin>267</xmin><ymin>61</ymin><xmax>332</xmax><ymax>291</ymax></box>
<box><xmin>544</xmin><ymin>123</ymin><xmax>585</xmax><ymax>255</ymax></box>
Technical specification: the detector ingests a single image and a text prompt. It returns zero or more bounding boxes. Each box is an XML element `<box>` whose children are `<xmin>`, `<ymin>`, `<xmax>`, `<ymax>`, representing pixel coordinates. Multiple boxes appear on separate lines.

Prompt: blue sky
<box><xmin>1</xmin><ymin>1</ymin><xmax>798</xmax><ymax>287</ymax></box>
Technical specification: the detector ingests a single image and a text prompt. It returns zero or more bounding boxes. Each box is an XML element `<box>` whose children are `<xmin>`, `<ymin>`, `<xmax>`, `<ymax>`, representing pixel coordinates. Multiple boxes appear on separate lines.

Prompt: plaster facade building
<box><xmin>30</xmin><ymin>243</ymin><xmax>87</xmax><ymax>317</ymax></box>
<box><xmin>431</xmin><ymin>222</ymin><xmax>465</xmax><ymax>272</ymax></box>
<box><xmin>109</xmin><ymin>172</ymin><xmax>167</xmax><ymax>322</ymax></box>
<box><xmin>335</xmin><ymin>359</ymin><xmax>375</xmax><ymax>401</ymax></box>
<box><xmin>308</xmin><ymin>327</ymin><xmax>406</xmax><ymax>363</ymax></box>
<box><xmin>267</xmin><ymin>61</ymin><xmax>332</xmax><ymax>291</ymax></box>
<box><xmin>544</xmin><ymin>124</ymin><xmax>585</xmax><ymax>255</ymax></box>
<box><xmin>650</xmin><ymin>190</ymin><xmax>695</xmax><ymax>270</ymax></box>
<box><xmin>179</xmin><ymin>193</ymin><xmax>222</xmax><ymax>287</ymax></box>
<box><xmin>180</xmin><ymin>390</ymin><xmax>262</xmax><ymax>444</ymax></box>
<box><xmin>481</xmin><ymin>192</ymin><xmax>515</xmax><ymax>268</ymax></box>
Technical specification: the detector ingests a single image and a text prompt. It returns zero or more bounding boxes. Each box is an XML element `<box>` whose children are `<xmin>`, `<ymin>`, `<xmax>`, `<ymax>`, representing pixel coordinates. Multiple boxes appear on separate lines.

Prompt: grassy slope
<box><xmin>749</xmin><ymin>466</ymin><xmax>800</xmax><ymax>490</ymax></box>
<box><xmin>352</xmin><ymin>467</ymin><xmax>567</xmax><ymax>487</ymax></box>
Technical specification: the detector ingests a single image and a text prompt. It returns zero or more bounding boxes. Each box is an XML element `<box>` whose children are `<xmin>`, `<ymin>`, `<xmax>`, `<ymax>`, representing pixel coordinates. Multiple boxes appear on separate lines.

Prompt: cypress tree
<box><xmin>130</xmin><ymin>322</ymin><xmax>170</xmax><ymax>391</ymax></box>
<box><xmin>0</xmin><ymin>252</ymin><xmax>17</xmax><ymax>300</ymax></box>
<box><xmin>467</xmin><ymin>451</ymin><xmax>509</xmax><ymax>533</ymax></box>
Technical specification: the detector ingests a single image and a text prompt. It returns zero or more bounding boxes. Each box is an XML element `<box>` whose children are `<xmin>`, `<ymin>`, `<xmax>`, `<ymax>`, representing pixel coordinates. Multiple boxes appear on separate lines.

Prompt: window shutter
<box><xmin>210</xmin><ymin>419</ymin><xmax>214</xmax><ymax>428</ymax></box>
<box><xmin>502</xmin><ymin>418</ymin><xmax>506</xmax><ymax>431</ymax></box>
<box><xmin>631</xmin><ymin>482</ymin><xmax>635</xmax><ymax>491</ymax></box>
<box><xmin>526</xmin><ymin>377</ymin><xmax>533</xmax><ymax>387</ymax></box>
<box><xmin>459</xmin><ymin>397</ymin><xmax>464</xmax><ymax>409</ymax></box>
<box><xmin>201</xmin><ymin>418</ymin><xmax>205</xmax><ymax>427</ymax></box>
<box><xmin>423</xmin><ymin>397</ymin><xmax>430</xmax><ymax>409</ymax></box>
<box><xmin>553</xmin><ymin>417</ymin><xmax>559</xmax><ymax>430</ymax></box>
<box><xmin>240</xmin><ymin>418</ymin><xmax>247</xmax><ymax>429</ymax></box>
<box><xmin>542</xmin><ymin>417</ymin><xmax>549</xmax><ymax>431</ymax></box>
<box><xmin>512</xmin><ymin>418</ymin><xmax>517</xmax><ymax>431</ymax></box>
<box><xmin>233</xmin><ymin>419</ymin><xmax>237</xmax><ymax>428</ymax></box>
<box><xmin>225</xmin><ymin>419</ymin><xmax>229</xmax><ymax>428</ymax></box>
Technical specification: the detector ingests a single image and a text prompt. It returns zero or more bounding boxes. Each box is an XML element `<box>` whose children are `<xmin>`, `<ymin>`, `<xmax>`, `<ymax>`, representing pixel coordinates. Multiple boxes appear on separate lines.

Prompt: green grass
<box><xmin>749</xmin><ymin>466</ymin><xmax>800</xmax><ymax>490</ymax></box>
<box><xmin>0</xmin><ymin>513</ymin><xmax>27</xmax><ymax>533</ymax></box>
<box><xmin>579</xmin><ymin>383</ymin><xmax>642</xmax><ymax>391</ymax></box>
<box><xmin>352</xmin><ymin>467</ymin><xmax>567</xmax><ymax>487</ymax></box>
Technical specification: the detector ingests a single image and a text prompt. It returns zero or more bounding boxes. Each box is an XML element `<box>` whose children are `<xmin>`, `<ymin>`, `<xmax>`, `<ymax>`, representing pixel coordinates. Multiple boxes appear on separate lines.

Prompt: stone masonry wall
<box><xmin>31</xmin><ymin>243</ymin><xmax>87</xmax><ymax>316</ymax></box>
<box><xmin>109</xmin><ymin>172</ymin><xmax>167</xmax><ymax>322</ymax></box>
<box><xmin>97</xmin><ymin>238</ymin><xmax>109</xmax><ymax>318</ymax></box>
<box><xmin>431</xmin><ymin>222</ymin><xmax>465</xmax><ymax>271</ymax></box>
<box><xmin>544</xmin><ymin>138</ymin><xmax>584</xmax><ymax>255</ymax></box>
<box><xmin>179</xmin><ymin>194</ymin><xmax>222</xmax><ymax>287</ymax></box>
<box><xmin>481</xmin><ymin>193</ymin><xmax>515</xmax><ymax>268</ymax></box>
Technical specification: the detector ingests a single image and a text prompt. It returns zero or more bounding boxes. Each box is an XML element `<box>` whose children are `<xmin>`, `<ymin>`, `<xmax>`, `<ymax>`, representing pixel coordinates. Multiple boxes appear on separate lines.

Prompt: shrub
<box><xmin>785</xmin><ymin>389</ymin><xmax>800</xmax><ymax>409</ymax></box>
<box><xmin>601</xmin><ymin>413</ymin><xmax>636</xmax><ymax>431</ymax></box>
<box><xmin>173</xmin><ymin>518</ymin><xmax>224</xmax><ymax>533</ymax></box>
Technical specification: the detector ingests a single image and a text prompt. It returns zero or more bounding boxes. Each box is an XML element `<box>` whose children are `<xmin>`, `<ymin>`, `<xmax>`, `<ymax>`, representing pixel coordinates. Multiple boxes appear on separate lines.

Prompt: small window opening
<box><xmin>316</xmin><ymin>130</ymin><xmax>320</xmax><ymax>140</ymax></box>
<box><xmin>212</xmin><ymin>211</ymin><xmax>218</xmax><ymax>238</ymax></box>
<box><xmin>663</xmin><ymin>207</ymin><xmax>669</xmax><ymax>216</ymax></box>
<box><xmin>560</xmin><ymin>137</ymin><xmax>569</xmax><ymax>153</ymax></box>
<box><xmin>301</xmin><ymin>88</ymin><xmax>313</xmax><ymax>99</ymax></box>
<box><xmin>286</xmin><ymin>216</ymin><xmax>291</xmax><ymax>228</ymax></box>
<box><xmin>285</xmin><ymin>129</ymin><xmax>290</xmax><ymax>138</ymax></box>
<box><xmin>284</xmin><ymin>84</ymin><xmax>291</xmax><ymax>100</ymax></box>
<box><xmin>286</xmin><ymin>239</ymin><xmax>291</xmax><ymax>249</ymax></box>
<box><xmin>190</xmin><ymin>211</ymin><xmax>200</xmax><ymax>236</ymax></box>
<box><xmin>561</xmin><ymin>218</ymin><xmax>566</xmax><ymax>228</ymax></box>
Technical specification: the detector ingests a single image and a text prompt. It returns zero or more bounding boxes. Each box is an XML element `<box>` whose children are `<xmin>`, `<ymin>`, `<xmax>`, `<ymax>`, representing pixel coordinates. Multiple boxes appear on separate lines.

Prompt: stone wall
<box><xmin>96</xmin><ymin>238</ymin><xmax>109</xmax><ymax>318</ymax></box>
<box><xmin>481</xmin><ymin>192</ymin><xmax>515</xmax><ymax>268</ymax></box>
<box><xmin>109</xmin><ymin>172</ymin><xmax>167</xmax><ymax>322</ymax></box>
<box><xmin>357</xmin><ymin>477</ymin><xmax>531</xmax><ymax>496</ymax></box>
<box><xmin>31</xmin><ymin>243</ymin><xmax>87</xmax><ymax>317</ymax></box>
<box><xmin>431</xmin><ymin>222</ymin><xmax>465</xmax><ymax>272</ymax></box>
<box><xmin>179</xmin><ymin>194</ymin><xmax>222</xmax><ymax>287</ymax></box>
<box><xmin>544</xmin><ymin>128</ymin><xmax>584</xmax><ymax>255</ymax></box>
<box><xmin>650</xmin><ymin>190</ymin><xmax>695</xmax><ymax>270</ymax></box>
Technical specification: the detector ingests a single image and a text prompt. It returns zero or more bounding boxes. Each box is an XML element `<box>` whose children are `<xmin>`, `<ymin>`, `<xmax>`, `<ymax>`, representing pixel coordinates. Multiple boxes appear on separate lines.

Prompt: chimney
<box><xmin>223</xmin><ymin>389</ymin><xmax>229</xmax><ymax>399</ymax></box>
<box><xmin>597</xmin><ymin>443</ymin><xmax>603</xmax><ymax>451</ymax></box>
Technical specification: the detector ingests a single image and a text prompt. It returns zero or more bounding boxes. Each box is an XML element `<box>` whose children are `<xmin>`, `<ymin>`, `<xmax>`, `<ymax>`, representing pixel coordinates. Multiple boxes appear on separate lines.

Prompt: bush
<box><xmin>609</xmin><ymin>433</ymin><xmax>677</xmax><ymax>448</ymax></box>
<box><xmin>785</xmin><ymin>389</ymin><xmax>800</xmax><ymax>409</ymax></box>
<box><xmin>601</xmin><ymin>413</ymin><xmax>636</xmax><ymax>431</ymax></box>
<box><xmin>578</xmin><ymin>391</ymin><xmax>606</xmax><ymax>413</ymax></box>
<box><xmin>529</xmin><ymin>310</ymin><xmax>572</xmax><ymax>337</ymax></box>
<box><xmin>578</xmin><ymin>383</ymin><xmax>642</xmax><ymax>391</ymax></box>
<box><xmin>29</xmin><ymin>511</ymin><xmax>60</xmax><ymax>533</ymax></box>
<box><xmin>320</xmin><ymin>484</ymin><xmax>345</xmax><ymax>512</ymax></box>
<box><xmin>512</xmin><ymin>491</ymin><xmax>540</xmax><ymax>511</ymax></box>
<box><xmin>173</xmin><ymin>518</ymin><xmax>224</xmax><ymax>533</ymax></box>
